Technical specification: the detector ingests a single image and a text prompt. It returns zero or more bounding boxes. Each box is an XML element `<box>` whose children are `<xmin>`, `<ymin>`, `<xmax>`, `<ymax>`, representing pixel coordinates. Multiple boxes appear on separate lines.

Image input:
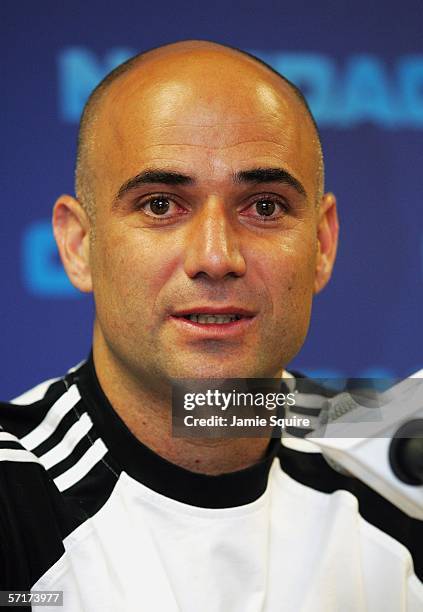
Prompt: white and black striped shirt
<box><xmin>0</xmin><ymin>356</ymin><xmax>422</xmax><ymax>611</ymax></box>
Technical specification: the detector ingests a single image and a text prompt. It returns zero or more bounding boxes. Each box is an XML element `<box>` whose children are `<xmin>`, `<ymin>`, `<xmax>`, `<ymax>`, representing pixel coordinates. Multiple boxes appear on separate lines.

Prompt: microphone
<box><xmin>306</xmin><ymin>372</ymin><xmax>423</xmax><ymax>519</ymax></box>
<box><xmin>389</xmin><ymin>419</ymin><xmax>423</xmax><ymax>485</ymax></box>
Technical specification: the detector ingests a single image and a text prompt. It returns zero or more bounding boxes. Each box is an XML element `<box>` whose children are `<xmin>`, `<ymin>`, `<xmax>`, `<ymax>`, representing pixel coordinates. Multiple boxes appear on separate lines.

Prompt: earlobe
<box><xmin>52</xmin><ymin>195</ymin><xmax>93</xmax><ymax>293</ymax></box>
<box><xmin>314</xmin><ymin>192</ymin><xmax>339</xmax><ymax>294</ymax></box>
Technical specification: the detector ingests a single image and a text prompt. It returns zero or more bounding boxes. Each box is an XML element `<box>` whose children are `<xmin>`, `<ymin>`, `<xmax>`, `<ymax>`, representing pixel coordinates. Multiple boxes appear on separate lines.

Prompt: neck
<box><xmin>92</xmin><ymin>338</ymin><xmax>273</xmax><ymax>476</ymax></box>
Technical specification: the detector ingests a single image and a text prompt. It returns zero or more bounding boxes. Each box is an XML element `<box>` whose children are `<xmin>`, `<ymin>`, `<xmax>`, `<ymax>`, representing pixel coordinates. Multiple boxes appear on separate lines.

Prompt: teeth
<box><xmin>187</xmin><ymin>314</ymin><xmax>240</xmax><ymax>324</ymax></box>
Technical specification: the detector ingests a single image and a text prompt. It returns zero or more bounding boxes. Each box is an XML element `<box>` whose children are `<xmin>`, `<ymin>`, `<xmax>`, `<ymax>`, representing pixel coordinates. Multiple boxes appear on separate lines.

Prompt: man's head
<box><xmin>53</xmin><ymin>40</ymin><xmax>338</xmax><ymax>387</ymax></box>
<box><xmin>74</xmin><ymin>42</ymin><xmax>325</xmax><ymax>222</ymax></box>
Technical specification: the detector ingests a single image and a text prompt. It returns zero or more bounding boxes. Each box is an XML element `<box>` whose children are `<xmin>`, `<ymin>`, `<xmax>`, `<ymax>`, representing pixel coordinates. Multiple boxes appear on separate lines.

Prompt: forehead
<box><xmin>93</xmin><ymin>53</ymin><xmax>319</xmax><ymax>198</ymax></box>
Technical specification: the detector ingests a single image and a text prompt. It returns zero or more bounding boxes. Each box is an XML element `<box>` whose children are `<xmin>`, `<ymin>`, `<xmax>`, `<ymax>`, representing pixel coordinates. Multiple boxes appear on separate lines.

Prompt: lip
<box><xmin>171</xmin><ymin>306</ymin><xmax>256</xmax><ymax>317</ymax></box>
<box><xmin>168</xmin><ymin>306</ymin><xmax>257</xmax><ymax>337</ymax></box>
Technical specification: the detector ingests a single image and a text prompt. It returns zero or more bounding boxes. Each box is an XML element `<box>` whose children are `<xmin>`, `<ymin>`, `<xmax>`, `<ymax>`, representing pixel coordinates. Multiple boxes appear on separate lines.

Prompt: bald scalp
<box><xmin>75</xmin><ymin>40</ymin><xmax>324</xmax><ymax>220</ymax></box>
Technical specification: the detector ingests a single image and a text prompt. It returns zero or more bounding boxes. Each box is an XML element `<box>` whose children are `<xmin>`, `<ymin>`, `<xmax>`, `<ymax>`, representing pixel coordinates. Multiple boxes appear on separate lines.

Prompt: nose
<box><xmin>183</xmin><ymin>198</ymin><xmax>246</xmax><ymax>280</ymax></box>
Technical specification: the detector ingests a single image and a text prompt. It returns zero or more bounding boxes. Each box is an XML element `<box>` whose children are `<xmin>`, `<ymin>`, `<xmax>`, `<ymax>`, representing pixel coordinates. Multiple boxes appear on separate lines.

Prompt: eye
<box><xmin>149</xmin><ymin>197</ymin><xmax>171</xmax><ymax>215</ymax></box>
<box><xmin>255</xmin><ymin>199</ymin><xmax>277</xmax><ymax>216</ymax></box>
<box><xmin>136</xmin><ymin>194</ymin><xmax>186</xmax><ymax>220</ymax></box>
<box><xmin>241</xmin><ymin>195</ymin><xmax>289</xmax><ymax>221</ymax></box>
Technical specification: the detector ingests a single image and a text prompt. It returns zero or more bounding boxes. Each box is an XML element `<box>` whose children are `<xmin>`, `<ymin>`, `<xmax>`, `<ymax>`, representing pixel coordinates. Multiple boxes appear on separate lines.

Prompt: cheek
<box><xmin>91</xmin><ymin>228</ymin><xmax>181</xmax><ymax>321</ymax></box>
<box><xmin>250</xmin><ymin>229</ymin><xmax>317</xmax><ymax>313</ymax></box>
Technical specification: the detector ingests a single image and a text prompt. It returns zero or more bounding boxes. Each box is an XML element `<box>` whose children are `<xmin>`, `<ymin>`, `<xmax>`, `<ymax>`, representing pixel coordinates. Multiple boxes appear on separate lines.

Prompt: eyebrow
<box><xmin>233</xmin><ymin>167</ymin><xmax>306</xmax><ymax>197</ymax></box>
<box><xmin>116</xmin><ymin>170</ymin><xmax>194</xmax><ymax>200</ymax></box>
<box><xmin>114</xmin><ymin>165</ymin><xmax>307</xmax><ymax>203</ymax></box>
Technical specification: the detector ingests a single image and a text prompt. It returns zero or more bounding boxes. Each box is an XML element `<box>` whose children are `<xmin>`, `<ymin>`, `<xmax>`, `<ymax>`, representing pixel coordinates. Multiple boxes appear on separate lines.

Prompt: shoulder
<box><xmin>280</xmin><ymin>372</ymin><xmax>423</xmax><ymax>583</ymax></box>
<box><xmin>0</xmin><ymin>364</ymin><xmax>115</xmax><ymax>498</ymax></box>
<box><xmin>0</xmin><ymin>373</ymin><xmax>74</xmax><ymax>482</ymax></box>
<box><xmin>1</xmin><ymin>373</ymin><xmax>78</xmax><ymax>438</ymax></box>
<box><xmin>0</xmin><ymin>375</ymin><xmax>90</xmax><ymax>491</ymax></box>
<box><xmin>0</xmin><ymin>364</ymin><xmax>116</xmax><ymax>589</ymax></box>
<box><xmin>0</xmin><ymin>424</ymin><xmax>78</xmax><ymax>589</ymax></box>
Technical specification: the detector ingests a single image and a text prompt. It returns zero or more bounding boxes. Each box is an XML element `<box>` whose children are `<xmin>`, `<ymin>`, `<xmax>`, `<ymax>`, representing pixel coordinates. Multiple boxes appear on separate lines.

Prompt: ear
<box><xmin>314</xmin><ymin>192</ymin><xmax>339</xmax><ymax>294</ymax></box>
<box><xmin>52</xmin><ymin>194</ymin><xmax>93</xmax><ymax>293</ymax></box>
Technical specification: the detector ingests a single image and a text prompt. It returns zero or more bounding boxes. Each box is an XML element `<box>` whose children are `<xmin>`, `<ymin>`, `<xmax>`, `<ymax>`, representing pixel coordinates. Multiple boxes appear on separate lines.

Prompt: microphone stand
<box><xmin>306</xmin><ymin>371</ymin><xmax>423</xmax><ymax>519</ymax></box>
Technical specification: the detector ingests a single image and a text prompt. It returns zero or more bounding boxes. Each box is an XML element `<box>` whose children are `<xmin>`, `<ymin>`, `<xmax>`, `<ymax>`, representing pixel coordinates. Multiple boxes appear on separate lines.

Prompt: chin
<box><xmin>166</xmin><ymin>359</ymin><xmax>273</xmax><ymax>381</ymax></box>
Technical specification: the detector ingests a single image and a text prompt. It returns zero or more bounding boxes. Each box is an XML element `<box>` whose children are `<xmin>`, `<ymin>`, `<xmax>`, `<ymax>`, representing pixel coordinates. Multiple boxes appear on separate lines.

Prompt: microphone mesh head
<box><xmin>327</xmin><ymin>392</ymin><xmax>361</xmax><ymax>422</ymax></box>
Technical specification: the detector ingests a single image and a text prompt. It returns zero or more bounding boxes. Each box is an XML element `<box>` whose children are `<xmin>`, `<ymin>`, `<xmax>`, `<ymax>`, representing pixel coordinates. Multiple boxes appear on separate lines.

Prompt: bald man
<box><xmin>0</xmin><ymin>41</ymin><xmax>421</xmax><ymax>611</ymax></box>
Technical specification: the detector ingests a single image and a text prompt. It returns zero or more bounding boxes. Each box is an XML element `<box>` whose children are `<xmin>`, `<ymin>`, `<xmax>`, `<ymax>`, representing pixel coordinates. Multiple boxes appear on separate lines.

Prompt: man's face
<box><xmin>84</xmin><ymin>52</ymin><xmax>329</xmax><ymax>384</ymax></box>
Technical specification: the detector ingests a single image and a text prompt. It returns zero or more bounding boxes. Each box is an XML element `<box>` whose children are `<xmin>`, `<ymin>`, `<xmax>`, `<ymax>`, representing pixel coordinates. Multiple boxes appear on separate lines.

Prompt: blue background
<box><xmin>2</xmin><ymin>1</ymin><xmax>423</xmax><ymax>398</ymax></box>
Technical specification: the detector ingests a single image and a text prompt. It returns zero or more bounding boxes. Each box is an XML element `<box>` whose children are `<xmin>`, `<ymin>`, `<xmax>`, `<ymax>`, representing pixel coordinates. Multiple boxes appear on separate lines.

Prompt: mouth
<box><xmin>177</xmin><ymin>313</ymin><xmax>243</xmax><ymax>325</ymax></box>
<box><xmin>169</xmin><ymin>308</ymin><xmax>256</xmax><ymax>335</ymax></box>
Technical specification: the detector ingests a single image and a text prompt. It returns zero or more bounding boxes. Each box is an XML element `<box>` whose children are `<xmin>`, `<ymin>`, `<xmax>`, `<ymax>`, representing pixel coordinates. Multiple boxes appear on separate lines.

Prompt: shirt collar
<box><xmin>74</xmin><ymin>354</ymin><xmax>283</xmax><ymax>509</ymax></box>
